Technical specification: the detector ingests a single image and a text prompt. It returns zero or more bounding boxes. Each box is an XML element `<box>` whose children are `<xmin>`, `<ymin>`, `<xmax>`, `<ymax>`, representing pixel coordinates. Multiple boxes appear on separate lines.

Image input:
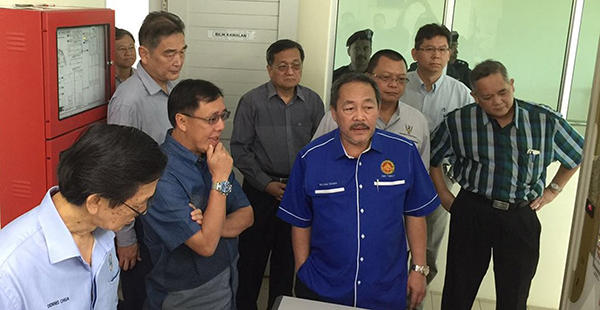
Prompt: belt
<box><xmin>490</xmin><ymin>199</ymin><xmax>530</xmax><ymax>211</ymax></box>
<box><xmin>266</xmin><ymin>173</ymin><xmax>289</xmax><ymax>184</ymax></box>
<box><xmin>470</xmin><ymin>191</ymin><xmax>530</xmax><ymax>211</ymax></box>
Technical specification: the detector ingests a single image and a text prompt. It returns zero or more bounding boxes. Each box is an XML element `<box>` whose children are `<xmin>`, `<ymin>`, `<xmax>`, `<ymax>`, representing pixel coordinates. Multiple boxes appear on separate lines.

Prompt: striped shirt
<box><xmin>430</xmin><ymin>99</ymin><xmax>584</xmax><ymax>203</ymax></box>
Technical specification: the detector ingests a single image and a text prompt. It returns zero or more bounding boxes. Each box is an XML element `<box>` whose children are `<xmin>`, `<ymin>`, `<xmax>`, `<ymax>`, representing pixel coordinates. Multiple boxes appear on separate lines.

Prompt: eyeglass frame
<box><xmin>372</xmin><ymin>74</ymin><xmax>410</xmax><ymax>85</ymax></box>
<box><xmin>273</xmin><ymin>61</ymin><xmax>303</xmax><ymax>73</ymax></box>
<box><xmin>417</xmin><ymin>46</ymin><xmax>450</xmax><ymax>54</ymax></box>
<box><xmin>123</xmin><ymin>201</ymin><xmax>148</xmax><ymax>216</ymax></box>
<box><xmin>181</xmin><ymin>110</ymin><xmax>231</xmax><ymax>125</ymax></box>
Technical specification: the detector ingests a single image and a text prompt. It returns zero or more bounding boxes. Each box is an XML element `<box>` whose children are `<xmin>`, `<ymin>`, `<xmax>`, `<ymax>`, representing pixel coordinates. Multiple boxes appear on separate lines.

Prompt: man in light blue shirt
<box><xmin>0</xmin><ymin>124</ymin><xmax>167</xmax><ymax>310</ymax></box>
<box><xmin>400</xmin><ymin>23</ymin><xmax>472</xmax><ymax>301</ymax></box>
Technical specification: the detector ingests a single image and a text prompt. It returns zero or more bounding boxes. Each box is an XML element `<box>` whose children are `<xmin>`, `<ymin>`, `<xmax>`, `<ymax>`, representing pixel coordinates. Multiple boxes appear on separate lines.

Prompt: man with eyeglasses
<box><xmin>401</xmin><ymin>24</ymin><xmax>472</xmax><ymax>305</ymax></box>
<box><xmin>231</xmin><ymin>39</ymin><xmax>325</xmax><ymax>310</ymax></box>
<box><xmin>0</xmin><ymin>124</ymin><xmax>167</xmax><ymax>310</ymax></box>
<box><xmin>277</xmin><ymin>73</ymin><xmax>440</xmax><ymax>309</ymax></box>
<box><xmin>107</xmin><ymin>12</ymin><xmax>187</xmax><ymax>310</ymax></box>
<box><xmin>332</xmin><ymin>29</ymin><xmax>373</xmax><ymax>83</ymax></box>
<box><xmin>408</xmin><ymin>30</ymin><xmax>472</xmax><ymax>90</ymax></box>
<box><xmin>141</xmin><ymin>79</ymin><xmax>253</xmax><ymax>309</ymax></box>
<box><xmin>314</xmin><ymin>49</ymin><xmax>430</xmax><ymax>170</ymax></box>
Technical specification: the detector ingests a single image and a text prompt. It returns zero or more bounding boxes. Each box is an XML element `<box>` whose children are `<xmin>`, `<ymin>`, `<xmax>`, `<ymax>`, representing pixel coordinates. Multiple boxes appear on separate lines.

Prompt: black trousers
<box><xmin>294</xmin><ymin>277</ymin><xmax>327</xmax><ymax>303</ymax></box>
<box><xmin>118</xmin><ymin>219</ymin><xmax>152</xmax><ymax>310</ymax></box>
<box><xmin>441</xmin><ymin>190</ymin><xmax>541</xmax><ymax>310</ymax></box>
<box><xmin>237</xmin><ymin>181</ymin><xmax>294</xmax><ymax>310</ymax></box>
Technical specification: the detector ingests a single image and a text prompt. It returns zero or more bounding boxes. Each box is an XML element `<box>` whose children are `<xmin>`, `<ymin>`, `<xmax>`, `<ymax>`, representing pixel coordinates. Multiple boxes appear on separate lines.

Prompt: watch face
<box><xmin>217</xmin><ymin>181</ymin><xmax>232</xmax><ymax>195</ymax></box>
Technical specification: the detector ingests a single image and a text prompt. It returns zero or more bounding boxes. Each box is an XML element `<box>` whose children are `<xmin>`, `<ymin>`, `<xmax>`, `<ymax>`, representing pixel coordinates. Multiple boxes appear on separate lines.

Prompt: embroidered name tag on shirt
<box><xmin>315</xmin><ymin>187</ymin><xmax>345</xmax><ymax>194</ymax></box>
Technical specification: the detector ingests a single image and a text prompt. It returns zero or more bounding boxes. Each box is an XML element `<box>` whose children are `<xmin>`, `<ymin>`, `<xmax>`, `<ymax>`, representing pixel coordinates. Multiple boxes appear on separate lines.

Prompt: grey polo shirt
<box><xmin>231</xmin><ymin>81</ymin><xmax>325</xmax><ymax>191</ymax></box>
<box><xmin>108</xmin><ymin>62</ymin><xmax>174</xmax><ymax>144</ymax></box>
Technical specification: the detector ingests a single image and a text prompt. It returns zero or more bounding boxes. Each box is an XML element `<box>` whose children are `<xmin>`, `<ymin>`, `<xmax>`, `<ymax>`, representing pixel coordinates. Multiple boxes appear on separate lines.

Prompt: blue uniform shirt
<box><xmin>142</xmin><ymin>130</ymin><xmax>251</xmax><ymax>309</ymax></box>
<box><xmin>0</xmin><ymin>187</ymin><xmax>119</xmax><ymax>310</ymax></box>
<box><xmin>277</xmin><ymin>129</ymin><xmax>440</xmax><ymax>309</ymax></box>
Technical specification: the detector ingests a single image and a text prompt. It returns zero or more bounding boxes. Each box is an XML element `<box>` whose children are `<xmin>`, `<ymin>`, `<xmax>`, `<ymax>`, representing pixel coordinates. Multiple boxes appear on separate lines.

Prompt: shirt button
<box><xmin>359</xmin><ymin>184</ymin><xmax>363</xmax><ymax>189</ymax></box>
<box><xmin>361</xmin><ymin>234</ymin><xmax>365</xmax><ymax>239</ymax></box>
<box><xmin>360</xmin><ymin>257</ymin><xmax>364</xmax><ymax>262</ymax></box>
<box><xmin>357</xmin><ymin>280</ymin><xmax>361</xmax><ymax>285</ymax></box>
<box><xmin>360</xmin><ymin>209</ymin><xmax>364</xmax><ymax>213</ymax></box>
<box><xmin>359</xmin><ymin>162</ymin><xmax>362</xmax><ymax>166</ymax></box>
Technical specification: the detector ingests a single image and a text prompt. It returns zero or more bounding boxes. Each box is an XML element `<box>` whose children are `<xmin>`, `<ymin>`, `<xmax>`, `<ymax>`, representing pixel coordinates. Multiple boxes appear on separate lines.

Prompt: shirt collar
<box><xmin>331</xmin><ymin>128</ymin><xmax>382</xmax><ymax>159</ymax></box>
<box><xmin>39</xmin><ymin>187</ymin><xmax>115</xmax><ymax>265</ymax></box>
<box><xmin>137</xmin><ymin>62</ymin><xmax>174</xmax><ymax>96</ymax></box>
<box><xmin>162</xmin><ymin>129</ymin><xmax>204</xmax><ymax>165</ymax></box>
<box><xmin>266</xmin><ymin>81</ymin><xmax>305</xmax><ymax>102</ymax></box>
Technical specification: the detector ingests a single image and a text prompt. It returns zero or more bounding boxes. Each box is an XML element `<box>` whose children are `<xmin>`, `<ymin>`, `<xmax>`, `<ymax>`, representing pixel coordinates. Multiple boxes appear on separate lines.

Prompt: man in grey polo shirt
<box><xmin>314</xmin><ymin>49</ymin><xmax>430</xmax><ymax>168</ymax></box>
<box><xmin>400</xmin><ymin>23</ymin><xmax>472</xmax><ymax>303</ymax></box>
<box><xmin>107</xmin><ymin>11</ymin><xmax>187</xmax><ymax>310</ymax></box>
<box><xmin>231</xmin><ymin>39</ymin><xmax>325</xmax><ymax>310</ymax></box>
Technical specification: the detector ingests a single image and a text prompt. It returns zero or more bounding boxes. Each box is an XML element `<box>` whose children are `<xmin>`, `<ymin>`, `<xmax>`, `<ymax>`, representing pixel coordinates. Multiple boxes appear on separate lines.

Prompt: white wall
<box><xmin>106</xmin><ymin>0</ymin><xmax>149</xmax><ymax>68</ymax></box>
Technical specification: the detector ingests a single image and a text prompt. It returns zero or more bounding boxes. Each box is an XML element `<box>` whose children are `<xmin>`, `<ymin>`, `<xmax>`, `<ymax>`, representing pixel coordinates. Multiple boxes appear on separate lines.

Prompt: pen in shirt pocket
<box><xmin>527</xmin><ymin>149</ymin><xmax>540</xmax><ymax>156</ymax></box>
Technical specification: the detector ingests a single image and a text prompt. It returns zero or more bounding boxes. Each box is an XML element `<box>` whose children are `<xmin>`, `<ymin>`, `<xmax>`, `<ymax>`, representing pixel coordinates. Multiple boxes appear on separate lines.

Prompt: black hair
<box><xmin>330</xmin><ymin>73</ymin><xmax>380</xmax><ymax>109</ymax></box>
<box><xmin>366</xmin><ymin>49</ymin><xmax>407</xmax><ymax>74</ymax></box>
<box><xmin>57</xmin><ymin>123</ymin><xmax>167</xmax><ymax>208</ymax></box>
<box><xmin>115</xmin><ymin>27</ymin><xmax>135</xmax><ymax>42</ymax></box>
<box><xmin>470</xmin><ymin>59</ymin><xmax>510</xmax><ymax>93</ymax></box>
<box><xmin>139</xmin><ymin>11</ymin><xmax>185</xmax><ymax>49</ymax></box>
<box><xmin>414</xmin><ymin>23</ymin><xmax>451</xmax><ymax>49</ymax></box>
<box><xmin>266</xmin><ymin>39</ymin><xmax>305</xmax><ymax>66</ymax></box>
<box><xmin>168</xmin><ymin>79</ymin><xmax>224</xmax><ymax>127</ymax></box>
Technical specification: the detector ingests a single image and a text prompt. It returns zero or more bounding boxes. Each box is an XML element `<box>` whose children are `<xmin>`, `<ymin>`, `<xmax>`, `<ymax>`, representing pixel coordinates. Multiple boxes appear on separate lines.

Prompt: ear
<box><xmin>175</xmin><ymin>113</ymin><xmax>188</xmax><ymax>133</ymax></box>
<box><xmin>470</xmin><ymin>91</ymin><xmax>480</xmax><ymax>105</ymax></box>
<box><xmin>330</xmin><ymin>106</ymin><xmax>338</xmax><ymax>124</ymax></box>
<box><xmin>411</xmin><ymin>48</ymin><xmax>418</xmax><ymax>61</ymax></box>
<box><xmin>267</xmin><ymin>65</ymin><xmax>275</xmax><ymax>80</ymax></box>
<box><xmin>509</xmin><ymin>78</ymin><xmax>515</xmax><ymax>92</ymax></box>
<box><xmin>138</xmin><ymin>46</ymin><xmax>150</xmax><ymax>65</ymax></box>
<box><xmin>85</xmin><ymin>194</ymin><xmax>104</xmax><ymax>216</ymax></box>
<box><xmin>347</xmin><ymin>46</ymin><xmax>352</xmax><ymax>57</ymax></box>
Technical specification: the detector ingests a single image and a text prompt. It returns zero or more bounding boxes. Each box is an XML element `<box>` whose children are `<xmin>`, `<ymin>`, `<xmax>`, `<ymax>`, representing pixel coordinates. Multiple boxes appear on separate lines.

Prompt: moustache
<box><xmin>350</xmin><ymin>123</ymin><xmax>370</xmax><ymax>130</ymax></box>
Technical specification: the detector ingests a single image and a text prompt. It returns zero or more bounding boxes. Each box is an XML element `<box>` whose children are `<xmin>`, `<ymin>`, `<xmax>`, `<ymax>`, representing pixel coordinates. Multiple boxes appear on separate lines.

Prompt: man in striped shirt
<box><xmin>430</xmin><ymin>59</ymin><xmax>584</xmax><ymax>310</ymax></box>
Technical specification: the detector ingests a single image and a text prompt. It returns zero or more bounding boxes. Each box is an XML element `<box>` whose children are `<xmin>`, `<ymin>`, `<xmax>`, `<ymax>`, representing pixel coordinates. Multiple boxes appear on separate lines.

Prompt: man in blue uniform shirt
<box><xmin>0</xmin><ymin>124</ymin><xmax>167</xmax><ymax>310</ymax></box>
<box><xmin>430</xmin><ymin>60</ymin><xmax>584</xmax><ymax>309</ymax></box>
<box><xmin>142</xmin><ymin>79</ymin><xmax>253</xmax><ymax>309</ymax></box>
<box><xmin>277</xmin><ymin>73</ymin><xmax>440</xmax><ymax>309</ymax></box>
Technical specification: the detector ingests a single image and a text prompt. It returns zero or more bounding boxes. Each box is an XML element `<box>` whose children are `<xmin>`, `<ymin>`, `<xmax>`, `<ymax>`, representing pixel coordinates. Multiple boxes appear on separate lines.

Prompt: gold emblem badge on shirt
<box><xmin>381</xmin><ymin>160</ymin><xmax>395</xmax><ymax>175</ymax></box>
<box><xmin>405</xmin><ymin>124</ymin><xmax>413</xmax><ymax>135</ymax></box>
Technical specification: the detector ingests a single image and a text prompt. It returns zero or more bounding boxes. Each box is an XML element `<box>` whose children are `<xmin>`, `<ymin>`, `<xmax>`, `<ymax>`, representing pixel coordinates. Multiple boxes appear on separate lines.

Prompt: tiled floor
<box><xmin>258</xmin><ymin>277</ymin><xmax>556</xmax><ymax>310</ymax></box>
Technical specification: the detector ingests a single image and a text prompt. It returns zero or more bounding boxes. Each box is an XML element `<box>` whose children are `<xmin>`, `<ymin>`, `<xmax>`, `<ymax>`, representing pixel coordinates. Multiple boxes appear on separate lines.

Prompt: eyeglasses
<box><xmin>418</xmin><ymin>46</ymin><xmax>450</xmax><ymax>54</ymax></box>
<box><xmin>123</xmin><ymin>201</ymin><xmax>147</xmax><ymax>217</ymax></box>
<box><xmin>182</xmin><ymin>110</ymin><xmax>231</xmax><ymax>125</ymax></box>
<box><xmin>372</xmin><ymin>74</ymin><xmax>410</xmax><ymax>85</ymax></box>
<box><xmin>275</xmin><ymin>62</ymin><xmax>303</xmax><ymax>72</ymax></box>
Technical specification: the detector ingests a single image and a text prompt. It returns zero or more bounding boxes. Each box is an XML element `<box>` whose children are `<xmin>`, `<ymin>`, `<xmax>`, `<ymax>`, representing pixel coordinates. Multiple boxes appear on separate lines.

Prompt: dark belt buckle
<box><xmin>492</xmin><ymin>200</ymin><xmax>510</xmax><ymax>211</ymax></box>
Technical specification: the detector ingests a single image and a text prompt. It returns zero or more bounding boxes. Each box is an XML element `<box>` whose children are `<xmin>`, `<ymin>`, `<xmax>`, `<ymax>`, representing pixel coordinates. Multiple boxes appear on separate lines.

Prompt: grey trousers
<box><xmin>162</xmin><ymin>259</ymin><xmax>238</xmax><ymax>310</ymax></box>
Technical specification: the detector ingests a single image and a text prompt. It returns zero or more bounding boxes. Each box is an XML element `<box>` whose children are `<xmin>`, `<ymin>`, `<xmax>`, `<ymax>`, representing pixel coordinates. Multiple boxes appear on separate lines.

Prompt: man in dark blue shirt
<box><xmin>142</xmin><ymin>79</ymin><xmax>253</xmax><ymax>309</ymax></box>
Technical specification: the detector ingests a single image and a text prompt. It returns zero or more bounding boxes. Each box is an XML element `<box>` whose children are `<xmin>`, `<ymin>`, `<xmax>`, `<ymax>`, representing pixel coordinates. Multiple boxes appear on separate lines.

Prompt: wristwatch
<box><xmin>212</xmin><ymin>181</ymin><xmax>232</xmax><ymax>196</ymax></box>
<box><xmin>548</xmin><ymin>182</ymin><xmax>562</xmax><ymax>193</ymax></box>
<box><xmin>411</xmin><ymin>264</ymin><xmax>430</xmax><ymax>276</ymax></box>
